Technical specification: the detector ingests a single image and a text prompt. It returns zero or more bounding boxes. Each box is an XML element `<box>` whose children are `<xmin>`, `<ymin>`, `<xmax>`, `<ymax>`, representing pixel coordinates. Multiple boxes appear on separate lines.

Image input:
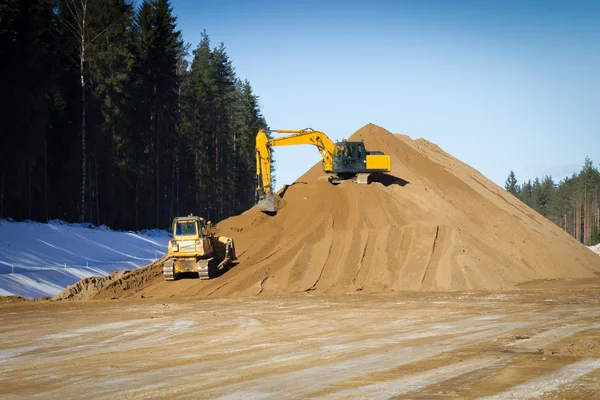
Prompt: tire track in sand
<box><xmin>420</xmin><ymin>225</ymin><xmax>450</xmax><ymax>290</ymax></box>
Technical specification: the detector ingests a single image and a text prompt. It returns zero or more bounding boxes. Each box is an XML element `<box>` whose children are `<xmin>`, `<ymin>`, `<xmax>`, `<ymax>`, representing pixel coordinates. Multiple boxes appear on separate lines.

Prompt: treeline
<box><xmin>505</xmin><ymin>158</ymin><xmax>600</xmax><ymax>245</ymax></box>
<box><xmin>0</xmin><ymin>0</ymin><xmax>269</xmax><ymax>230</ymax></box>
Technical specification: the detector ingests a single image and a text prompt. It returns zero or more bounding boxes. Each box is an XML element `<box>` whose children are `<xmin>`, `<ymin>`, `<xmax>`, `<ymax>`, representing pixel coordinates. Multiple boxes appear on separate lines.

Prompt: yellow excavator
<box><xmin>162</xmin><ymin>215</ymin><xmax>236</xmax><ymax>280</ymax></box>
<box><xmin>256</xmin><ymin>128</ymin><xmax>391</xmax><ymax>213</ymax></box>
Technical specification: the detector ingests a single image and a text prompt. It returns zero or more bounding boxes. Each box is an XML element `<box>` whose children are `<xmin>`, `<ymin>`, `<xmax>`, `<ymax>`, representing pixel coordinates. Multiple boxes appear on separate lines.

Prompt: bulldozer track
<box><xmin>197</xmin><ymin>258</ymin><xmax>211</xmax><ymax>280</ymax></box>
<box><xmin>163</xmin><ymin>259</ymin><xmax>175</xmax><ymax>281</ymax></box>
<box><xmin>161</xmin><ymin>257</ymin><xmax>215</xmax><ymax>280</ymax></box>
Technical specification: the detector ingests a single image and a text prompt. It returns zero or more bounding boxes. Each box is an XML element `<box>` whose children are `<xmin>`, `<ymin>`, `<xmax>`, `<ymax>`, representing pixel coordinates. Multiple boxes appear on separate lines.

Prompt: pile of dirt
<box><xmin>53</xmin><ymin>256</ymin><xmax>166</xmax><ymax>300</ymax></box>
<box><xmin>59</xmin><ymin>124</ymin><xmax>600</xmax><ymax>300</ymax></box>
<box><xmin>0</xmin><ymin>295</ymin><xmax>37</xmax><ymax>303</ymax></box>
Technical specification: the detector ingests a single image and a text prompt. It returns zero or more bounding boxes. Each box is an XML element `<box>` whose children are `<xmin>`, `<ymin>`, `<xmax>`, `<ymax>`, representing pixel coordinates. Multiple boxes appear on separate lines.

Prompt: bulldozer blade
<box><xmin>217</xmin><ymin>257</ymin><xmax>232</xmax><ymax>272</ymax></box>
<box><xmin>215</xmin><ymin>236</ymin><xmax>236</xmax><ymax>272</ymax></box>
<box><xmin>258</xmin><ymin>193</ymin><xmax>277</xmax><ymax>213</ymax></box>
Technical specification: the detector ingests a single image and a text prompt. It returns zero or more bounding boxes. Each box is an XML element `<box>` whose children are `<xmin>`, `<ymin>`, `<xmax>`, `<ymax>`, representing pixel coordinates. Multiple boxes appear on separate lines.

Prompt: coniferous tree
<box><xmin>180</xmin><ymin>31</ymin><xmax>217</xmax><ymax>219</ymax></box>
<box><xmin>130</xmin><ymin>0</ymin><xmax>184</xmax><ymax>228</ymax></box>
<box><xmin>180</xmin><ymin>33</ymin><xmax>272</xmax><ymax>223</ymax></box>
<box><xmin>233</xmin><ymin>80</ymin><xmax>268</xmax><ymax>214</ymax></box>
<box><xmin>520</xmin><ymin>180</ymin><xmax>533</xmax><ymax>207</ymax></box>
<box><xmin>57</xmin><ymin>0</ymin><xmax>136</xmax><ymax>222</ymax></box>
<box><xmin>513</xmin><ymin>159</ymin><xmax>600</xmax><ymax>246</ymax></box>
<box><xmin>504</xmin><ymin>170</ymin><xmax>518</xmax><ymax>196</ymax></box>
<box><xmin>211</xmin><ymin>42</ymin><xmax>237</xmax><ymax>220</ymax></box>
<box><xmin>539</xmin><ymin>176</ymin><xmax>555</xmax><ymax>219</ymax></box>
<box><xmin>86</xmin><ymin>0</ymin><xmax>135</xmax><ymax>226</ymax></box>
<box><xmin>57</xmin><ymin>0</ymin><xmax>93</xmax><ymax>222</ymax></box>
<box><xmin>0</xmin><ymin>0</ymin><xmax>56</xmax><ymax>221</ymax></box>
<box><xmin>531</xmin><ymin>177</ymin><xmax>543</xmax><ymax>213</ymax></box>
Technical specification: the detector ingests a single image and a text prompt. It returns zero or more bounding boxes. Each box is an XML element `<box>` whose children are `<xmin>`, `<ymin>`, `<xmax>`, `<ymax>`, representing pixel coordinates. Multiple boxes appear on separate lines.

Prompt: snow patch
<box><xmin>0</xmin><ymin>219</ymin><xmax>169</xmax><ymax>298</ymax></box>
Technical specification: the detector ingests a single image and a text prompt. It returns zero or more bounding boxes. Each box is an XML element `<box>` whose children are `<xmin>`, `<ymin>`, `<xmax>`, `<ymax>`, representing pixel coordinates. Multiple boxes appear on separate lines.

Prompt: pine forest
<box><xmin>505</xmin><ymin>158</ymin><xmax>600</xmax><ymax>246</ymax></box>
<box><xmin>0</xmin><ymin>0</ymin><xmax>269</xmax><ymax>229</ymax></box>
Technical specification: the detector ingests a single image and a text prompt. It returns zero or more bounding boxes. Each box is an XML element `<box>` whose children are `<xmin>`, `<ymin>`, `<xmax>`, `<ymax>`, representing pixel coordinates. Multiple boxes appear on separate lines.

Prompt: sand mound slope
<box><xmin>59</xmin><ymin>124</ymin><xmax>600</xmax><ymax>299</ymax></box>
<box><xmin>54</xmin><ymin>257</ymin><xmax>167</xmax><ymax>300</ymax></box>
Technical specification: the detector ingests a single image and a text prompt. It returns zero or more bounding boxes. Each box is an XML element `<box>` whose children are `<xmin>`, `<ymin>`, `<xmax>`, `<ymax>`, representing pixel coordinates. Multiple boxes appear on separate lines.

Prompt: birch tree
<box><xmin>58</xmin><ymin>0</ymin><xmax>130</xmax><ymax>222</ymax></box>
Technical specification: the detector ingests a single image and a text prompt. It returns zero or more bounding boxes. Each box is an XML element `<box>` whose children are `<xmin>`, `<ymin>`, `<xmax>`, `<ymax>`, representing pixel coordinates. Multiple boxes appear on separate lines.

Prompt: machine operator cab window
<box><xmin>334</xmin><ymin>142</ymin><xmax>355</xmax><ymax>170</ymax></box>
<box><xmin>356</xmin><ymin>144</ymin><xmax>364</xmax><ymax>162</ymax></box>
<box><xmin>333</xmin><ymin>144</ymin><xmax>343</xmax><ymax>170</ymax></box>
<box><xmin>175</xmin><ymin>220</ymin><xmax>198</xmax><ymax>237</ymax></box>
<box><xmin>334</xmin><ymin>141</ymin><xmax>366</xmax><ymax>171</ymax></box>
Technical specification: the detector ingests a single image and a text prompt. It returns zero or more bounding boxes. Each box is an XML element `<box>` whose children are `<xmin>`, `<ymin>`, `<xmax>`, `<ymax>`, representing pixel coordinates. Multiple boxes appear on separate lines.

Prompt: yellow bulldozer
<box><xmin>256</xmin><ymin>128</ymin><xmax>392</xmax><ymax>213</ymax></box>
<box><xmin>162</xmin><ymin>215</ymin><xmax>236</xmax><ymax>281</ymax></box>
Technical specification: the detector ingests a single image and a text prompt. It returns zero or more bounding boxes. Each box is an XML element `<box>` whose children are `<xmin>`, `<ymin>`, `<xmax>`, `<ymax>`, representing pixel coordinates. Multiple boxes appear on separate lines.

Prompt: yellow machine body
<box><xmin>162</xmin><ymin>215</ymin><xmax>236</xmax><ymax>280</ymax></box>
<box><xmin>365</xmin><ymin>154</ymin><xmax>391</xmax><ymax>171</ymax></box>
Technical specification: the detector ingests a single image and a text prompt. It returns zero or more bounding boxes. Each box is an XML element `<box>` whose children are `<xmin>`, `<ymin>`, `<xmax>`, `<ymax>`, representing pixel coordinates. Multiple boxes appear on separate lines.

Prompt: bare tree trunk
<box><xmin>44</xmin><ymin>131</ymin><xmax>48</xmax><ymax>222</ymax></box>
<box><xmin>155</xmin><ymin>109</ymin><xmax>160</xmax><ymax>228</ymax></box>
<box><xmin>576</xmin><ymin>201</ymin><xmax>578</xmax><ymax>240</ymax></box>
<box><xmin>596</xmin><ymin>193</ymin><xmax>599</xmax><ymax>231</ymax></box>
<box><xmin>215</xmin><ymin>127</ymin><xmax>218</xmax><ymax>219</ymax></box>
<box><xmin>110</xmin><ymin>122</ymin><xmax>116</xmax><ymax>227</ymax></box>
<box><xmin>195</xmin><ymin>152</ymin><xmax>199</xmax><ymax>210</ymax></box>
<box><xmin>0</xmin><ymin>173</ymin><xmax>4</xmax><ymax>218</ymax></box>
<box><xmin>170</xmin><ymin>150</ymin><xmax>175</xmax><ymax>222</ymax></box>
<box><xmin>584</xmin><ymin>186</ymin><xmax>588</xmax><ymax>244</ymax></box>
<box><xmin>232</xmin><ymin>111</ymin><xmax>236</xmax><ymax>215</ymax></box>
<box><xmin>576</xmin><ymin>199</ymin><xmax>579</xmax><ymax>242</ymax></box>
<box><xmin>135</xmin><ymin>181</ymin><xmax>139</xmax><ymax>230</ymax></box>
<box><xmin>79</xmin><ymin>0</ymin><xmax>87</xmax><ymax>223</ymax></box>
<box><xmin>28</xmin><ymin>158</ymin><xmax>32</xmax><ymax>219</ymax></box>
<box><xmin>95</xmin><ymin>154</ymin><xmax>100</xmax><ymax>225</ymax></box>
<box><xmin>88</xmin><ymin>152</ymin><xmax>92</xmax><ymax>223</ymax></box>
<box><xmin>176</xmin><ymin>148</ymin><xmax>180</xmax><ymax>217</ymax></box>
<box><xmin>579</xmin><ymin>197</ymin><xmax>583</xmax><ymax>243</ymax></box>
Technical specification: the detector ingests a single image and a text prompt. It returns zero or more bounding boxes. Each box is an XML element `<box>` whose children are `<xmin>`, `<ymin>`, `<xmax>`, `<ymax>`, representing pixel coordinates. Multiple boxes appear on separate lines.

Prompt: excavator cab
<box><xmin>332</xmin><ymin>141</ymin><xmax>366</xmax><ymax>173</ymax></box>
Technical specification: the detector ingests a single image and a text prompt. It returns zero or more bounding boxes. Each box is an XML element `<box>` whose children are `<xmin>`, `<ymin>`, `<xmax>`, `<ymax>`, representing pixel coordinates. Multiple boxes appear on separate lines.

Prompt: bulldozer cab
<box><xmin>332</xmin><ymin>141</ymin><xmax>366</xmax><ymax>173</ymax></box>
<box><xmin>173</xmin><ymin>217</ymin><xmax>203</xmax><ymax>239</ymax></box>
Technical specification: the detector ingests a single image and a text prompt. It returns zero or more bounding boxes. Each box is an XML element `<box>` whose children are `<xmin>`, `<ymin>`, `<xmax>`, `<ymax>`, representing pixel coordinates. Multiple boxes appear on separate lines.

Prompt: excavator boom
<box><xmin>256</xmin><ymin>129</ymin><xmax>335</xmax><ymax>212</ymax></box>
<box><xmin>256</xmin><ymin>128</ymin><xmax>391</xmax><ymax>213</ymax></box>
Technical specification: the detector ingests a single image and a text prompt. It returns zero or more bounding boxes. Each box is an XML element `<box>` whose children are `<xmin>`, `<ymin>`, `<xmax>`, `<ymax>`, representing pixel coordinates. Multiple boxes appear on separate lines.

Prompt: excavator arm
<box><xmin>256</xmin><ymin>128</ymin><xmax>335</xmax><ymax>212</ymax></box>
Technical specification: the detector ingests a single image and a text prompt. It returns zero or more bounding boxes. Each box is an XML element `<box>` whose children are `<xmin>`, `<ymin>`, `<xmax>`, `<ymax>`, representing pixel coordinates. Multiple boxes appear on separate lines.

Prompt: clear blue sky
<box><xmin>170</xmin><ymin>0</ymin><xmax>600</xmax><ymax>189</ymax></box>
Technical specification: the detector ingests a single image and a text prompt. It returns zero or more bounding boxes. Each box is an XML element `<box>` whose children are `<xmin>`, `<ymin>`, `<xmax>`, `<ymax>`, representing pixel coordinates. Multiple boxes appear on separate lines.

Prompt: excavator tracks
<box><xmin>328</xmin><ymin>173</ymin><xmax>371</xmax><ymax>185</ymax></box>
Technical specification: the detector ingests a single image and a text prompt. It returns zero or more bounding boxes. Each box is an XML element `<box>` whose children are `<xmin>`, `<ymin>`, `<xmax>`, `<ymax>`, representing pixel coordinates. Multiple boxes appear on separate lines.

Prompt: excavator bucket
<box><xmin>257</xmin><ymin>192</ymin><xmax>277</xmax><ymax>213</ymax></box>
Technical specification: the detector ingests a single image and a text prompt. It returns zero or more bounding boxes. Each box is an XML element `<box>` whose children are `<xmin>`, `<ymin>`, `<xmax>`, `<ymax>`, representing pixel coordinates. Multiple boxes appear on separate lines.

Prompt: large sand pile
<box><xmin>55</xmin><ymin>124</ymin><xmax>600</xmax><ymax>300</ymax></box>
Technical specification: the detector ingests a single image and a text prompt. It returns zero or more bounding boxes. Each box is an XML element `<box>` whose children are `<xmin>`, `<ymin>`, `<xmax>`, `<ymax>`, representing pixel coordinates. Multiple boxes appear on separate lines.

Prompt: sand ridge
<box><xmin>54</xmin><ymin>123</ymin><xmax>600</xmax><ymax>300</ymax></box>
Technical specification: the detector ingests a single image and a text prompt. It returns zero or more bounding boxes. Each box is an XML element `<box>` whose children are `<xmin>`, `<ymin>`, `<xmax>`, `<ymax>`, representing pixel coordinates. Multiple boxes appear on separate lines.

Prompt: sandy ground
<box><xmin>3</xmin><ymin>285</ymin><xmax>600</xmax><ymax>399</ymax></box>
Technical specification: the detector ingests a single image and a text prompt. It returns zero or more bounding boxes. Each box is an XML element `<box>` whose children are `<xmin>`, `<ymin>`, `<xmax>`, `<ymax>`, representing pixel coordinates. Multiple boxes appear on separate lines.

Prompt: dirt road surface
<box><xmin>2</xmin><ymin>285</ymin><xmax>600</xmax><ymax>399</ymax></box>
